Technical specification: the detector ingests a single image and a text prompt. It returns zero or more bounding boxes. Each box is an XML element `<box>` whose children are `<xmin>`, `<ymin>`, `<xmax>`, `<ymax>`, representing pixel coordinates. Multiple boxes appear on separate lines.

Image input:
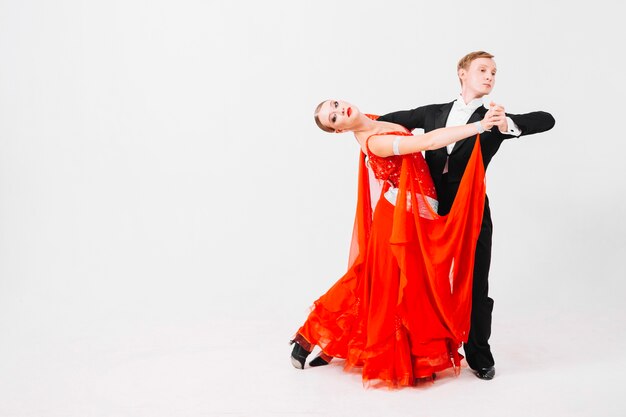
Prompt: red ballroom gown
<box><xmin>294</xmin><ymin>125</ymin><xmax>486</xmax><ymax>387</ymax></box>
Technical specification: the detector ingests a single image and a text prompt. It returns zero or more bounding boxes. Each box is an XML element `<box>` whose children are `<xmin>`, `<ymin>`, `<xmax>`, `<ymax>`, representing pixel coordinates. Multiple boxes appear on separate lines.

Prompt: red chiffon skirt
<box><xmin>295</xmin><ymin>197</ymin><xmax>461</xmax><ymax>387</ymax></box>
<box><xmin>294</xmin><ymin>139</ymin><xmax>485</xmax><ymax>388</ymax></box>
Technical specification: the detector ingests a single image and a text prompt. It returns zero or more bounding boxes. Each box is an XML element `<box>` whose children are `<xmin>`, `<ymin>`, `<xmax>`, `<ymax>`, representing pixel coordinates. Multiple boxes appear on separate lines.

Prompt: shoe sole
<box><xmin>475</xmin><ymin>371</ymin><xmax>495</xmax><ymax>380</ymax></box>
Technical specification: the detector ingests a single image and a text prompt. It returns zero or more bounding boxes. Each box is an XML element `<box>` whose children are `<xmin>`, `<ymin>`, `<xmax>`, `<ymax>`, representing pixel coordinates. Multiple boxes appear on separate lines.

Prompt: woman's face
<box><xmin>317</xmin><ymin>100</ymin><xmax>359</xmax><ymax>132</ymax></box>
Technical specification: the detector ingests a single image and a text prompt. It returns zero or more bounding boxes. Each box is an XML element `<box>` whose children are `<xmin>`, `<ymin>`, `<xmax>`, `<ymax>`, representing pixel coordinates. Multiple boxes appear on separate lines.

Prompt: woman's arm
<box><xmin>368</xmin><ymin>119</ymin><xmax>493</xmax><ymax>157</ymax></box>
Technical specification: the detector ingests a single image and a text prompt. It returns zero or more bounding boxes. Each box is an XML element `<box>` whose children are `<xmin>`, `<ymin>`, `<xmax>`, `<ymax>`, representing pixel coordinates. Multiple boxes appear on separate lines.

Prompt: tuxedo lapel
<box><xmin>451</xmin><ymin>106</ymin><xmax>487</xmax><ymax>155</ymax></box>
<box><xmin>468</xmin><ymin>106</ymin><xmax>487</xmax><ymax>124</ymax></box>
<box><xmin>435</xmin><ymin>102</ymin><xmax>454</xmax><ymax>128</ymax></box>
<box><xmin>430</xmin><ymin>102</ymin><xmax>453</xmax><ymax>161</ymax></box>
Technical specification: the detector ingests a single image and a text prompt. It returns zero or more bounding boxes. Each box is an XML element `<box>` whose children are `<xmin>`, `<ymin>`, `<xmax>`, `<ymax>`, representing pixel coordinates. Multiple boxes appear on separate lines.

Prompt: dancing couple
<box><xmin>290</xmin><ymin>51</ymin><xmax>555</xmax><ymax>387</ymax></box>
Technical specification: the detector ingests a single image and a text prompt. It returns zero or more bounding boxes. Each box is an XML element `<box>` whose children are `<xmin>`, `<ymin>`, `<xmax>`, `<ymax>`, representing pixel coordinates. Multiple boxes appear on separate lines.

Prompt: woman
<box><xmin>291</xmin><ymin>99</ymin><xmax>499</xmax><ymax>387</ymax></box>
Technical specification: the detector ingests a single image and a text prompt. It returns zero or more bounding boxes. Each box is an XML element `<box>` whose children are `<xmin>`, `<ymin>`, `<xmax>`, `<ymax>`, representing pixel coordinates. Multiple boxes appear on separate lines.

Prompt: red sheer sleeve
<box><xmin>347</xmin><ymin>151</ymin><xmax>373</xmax><ymax>268</ymax></box>
<box><xmin>391</xmin><ymin>136</ymin><xmax>486</xmax><ymax>344</ymax></box>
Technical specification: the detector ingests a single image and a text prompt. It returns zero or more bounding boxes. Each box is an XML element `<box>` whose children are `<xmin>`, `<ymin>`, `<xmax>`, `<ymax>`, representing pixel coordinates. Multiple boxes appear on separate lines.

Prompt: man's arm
<box><xmin>509</xmin><ymin>111</ymin><xmax>555</xmax><ymax>136</ymax></box>
<box><xmin>501</xmin><ymin>111</ymin><xmax>555</xmax><ymax>139</ymax></box>
<box><xmin>377</xmin><ymin>105</ymin><xmax>432</xmax><ymax>130</ymax></box>
<box><xmin>489</xmin><ymin>103</ymin><xmax>555</xmax><ymax>139</ymax></box>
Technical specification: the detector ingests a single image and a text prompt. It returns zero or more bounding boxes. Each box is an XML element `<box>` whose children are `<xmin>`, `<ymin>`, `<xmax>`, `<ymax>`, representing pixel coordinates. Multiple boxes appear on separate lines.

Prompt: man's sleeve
<box><xmin>377</xmin><ymin>106</ymin><xmax>429</xmax><ymax>130</ymax></box>
<box><xmin>506</xmin><ymin>111</ymin><xmax>556</xmax><ymax>138</ymax></box>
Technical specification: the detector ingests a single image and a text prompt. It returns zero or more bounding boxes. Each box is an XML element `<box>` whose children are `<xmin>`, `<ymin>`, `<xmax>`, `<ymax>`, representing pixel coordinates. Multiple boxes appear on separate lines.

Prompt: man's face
<box><xmin>459</xmin><ymin>57</ymin><xmax>497</xmax><ymax>98</ymax></box>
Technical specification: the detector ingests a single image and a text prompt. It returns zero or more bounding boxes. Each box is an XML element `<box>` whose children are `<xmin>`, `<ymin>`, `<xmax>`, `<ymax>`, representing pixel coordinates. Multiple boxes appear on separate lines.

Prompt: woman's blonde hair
<box><xmin>314</xmin><ymin>100</ymin><xmax>335</xmax><ymax>133</ymax></box>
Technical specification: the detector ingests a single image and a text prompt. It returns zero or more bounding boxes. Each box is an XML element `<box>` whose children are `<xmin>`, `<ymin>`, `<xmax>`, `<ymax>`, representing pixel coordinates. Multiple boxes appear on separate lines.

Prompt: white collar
<box><xmin>453</xmin><ymin>94</ymin><xmax>484</xmax><ymax>111</ymax></box>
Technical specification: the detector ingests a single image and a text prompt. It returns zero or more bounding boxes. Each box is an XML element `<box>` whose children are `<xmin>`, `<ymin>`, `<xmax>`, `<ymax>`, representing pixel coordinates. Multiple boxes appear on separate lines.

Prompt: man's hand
<box><xmin>488</xmin><ymin>101</ymin><xmax>508</xmax><ymax>133</ymax></box>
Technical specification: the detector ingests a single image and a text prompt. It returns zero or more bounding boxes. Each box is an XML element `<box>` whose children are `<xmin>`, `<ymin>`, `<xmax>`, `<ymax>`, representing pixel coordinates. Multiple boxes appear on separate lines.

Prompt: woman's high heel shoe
<box><xmin>309</xmin><ymin>353</ymin><xmax>332</xmax><ymax>367</ymax></box>
<box><xmin>290</xmin><ymin>341</ymin><xmax>311</xmax><ymax>369</ymax></box>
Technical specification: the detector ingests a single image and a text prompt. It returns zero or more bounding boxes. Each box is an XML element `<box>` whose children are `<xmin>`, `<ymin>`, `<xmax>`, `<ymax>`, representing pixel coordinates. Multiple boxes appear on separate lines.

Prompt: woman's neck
<box><xmin>351</xmin><ymin>116</ymin><xmax>405</xmax><ymax>152</ymax></box>
<box><xmin>353</xmin><ymin>114</ymin><xmax>400</xmax><ymax>136</ymax></box>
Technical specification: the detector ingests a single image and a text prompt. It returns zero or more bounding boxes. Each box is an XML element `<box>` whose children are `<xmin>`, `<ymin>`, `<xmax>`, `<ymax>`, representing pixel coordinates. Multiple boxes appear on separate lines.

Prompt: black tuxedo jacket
<box><xmin>378</xmin><ymin>102</ymin><xmax>555</xmax><ymax>214</ymax></box>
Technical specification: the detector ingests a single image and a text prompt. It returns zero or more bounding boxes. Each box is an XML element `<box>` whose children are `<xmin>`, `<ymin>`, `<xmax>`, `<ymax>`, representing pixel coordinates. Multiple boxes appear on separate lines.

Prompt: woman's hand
<box><xmin>481</xmin><ymin>102</ymin><xmax>507</xmax><ymax>132</ymax></box>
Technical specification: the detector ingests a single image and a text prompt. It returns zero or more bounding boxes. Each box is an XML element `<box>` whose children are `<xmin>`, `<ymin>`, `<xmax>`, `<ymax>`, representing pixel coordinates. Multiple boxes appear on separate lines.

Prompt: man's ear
<box><xmin>458</xmin><ymin>68</ymin><xmax>466</xmax><ymax>83</ymax></box>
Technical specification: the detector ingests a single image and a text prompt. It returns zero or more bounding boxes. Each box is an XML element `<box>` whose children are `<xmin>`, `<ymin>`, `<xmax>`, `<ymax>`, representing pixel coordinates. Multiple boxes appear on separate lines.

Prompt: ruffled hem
<box><xmin>296</xmin><ymin>302</ymin><xmax>464</xmax><ymax>388</ymax></box>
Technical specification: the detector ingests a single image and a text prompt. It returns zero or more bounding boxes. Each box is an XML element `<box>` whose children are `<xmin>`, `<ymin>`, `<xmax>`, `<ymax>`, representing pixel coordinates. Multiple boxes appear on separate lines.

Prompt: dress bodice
<box><xmin>365</xmin><ymin>131</ymin><xmax>437</xmax><ymax>200</ymax></box>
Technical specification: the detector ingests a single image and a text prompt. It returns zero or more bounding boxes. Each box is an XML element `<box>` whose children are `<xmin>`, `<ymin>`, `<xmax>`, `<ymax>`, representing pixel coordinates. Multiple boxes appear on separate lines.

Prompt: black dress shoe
<box><xmin>309</xmin><ymin>355</ymin><xmax>331</xmax><ymax>367</ymax></box>
<box><xmin>474</xmin><ymin>366</ymin><xmax>495</xmax><ymax>380</ymax></box>
<box><xmin>290</xmin><ymin>341</ymin><xmax>311</xmax><ymax>369</ymax></box>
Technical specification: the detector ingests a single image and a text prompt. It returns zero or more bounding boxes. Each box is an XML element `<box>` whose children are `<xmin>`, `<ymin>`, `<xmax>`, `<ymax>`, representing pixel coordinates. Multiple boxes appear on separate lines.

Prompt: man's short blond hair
<box><xmin>457</xmin><ymin>51</ymin><xmax>495</xmax><ymax>86</ymax></box>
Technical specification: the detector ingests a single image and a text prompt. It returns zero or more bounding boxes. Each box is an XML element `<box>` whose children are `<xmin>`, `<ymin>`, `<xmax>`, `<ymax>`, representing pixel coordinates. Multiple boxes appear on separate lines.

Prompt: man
<box><xmin>378</xmin><ymin>51</ymin><xmax>555</xmax><ymax>380</ymax></box>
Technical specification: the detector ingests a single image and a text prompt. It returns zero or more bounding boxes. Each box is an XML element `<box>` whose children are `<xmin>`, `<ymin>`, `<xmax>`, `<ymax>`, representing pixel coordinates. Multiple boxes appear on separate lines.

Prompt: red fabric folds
<box><xmin>295</xmin><ymin>133</ymin><xmax>486</xmax><ymax>388</ymax></box>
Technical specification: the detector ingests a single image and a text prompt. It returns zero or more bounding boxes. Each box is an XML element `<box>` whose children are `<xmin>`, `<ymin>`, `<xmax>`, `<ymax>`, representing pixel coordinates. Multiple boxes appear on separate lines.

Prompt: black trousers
<box><xmin>438</xmin><ymin>174</ymin><xmax>495</xmax><ymax>370</ymax></box>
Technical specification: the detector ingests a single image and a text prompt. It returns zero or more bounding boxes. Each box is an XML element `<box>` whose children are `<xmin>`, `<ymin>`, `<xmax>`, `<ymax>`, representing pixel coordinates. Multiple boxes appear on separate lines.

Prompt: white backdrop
<box><xmin>1</xmin><ymin>1</ymin><xmax>625</xmax><ymax>416</ymax></box>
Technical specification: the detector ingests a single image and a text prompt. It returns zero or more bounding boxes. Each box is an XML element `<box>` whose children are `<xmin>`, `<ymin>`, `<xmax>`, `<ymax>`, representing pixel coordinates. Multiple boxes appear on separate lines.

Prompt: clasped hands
<box><xmin>480</xmin><ymin>102</ymin><xmax>508</xmax><ymax>133</ymax></box>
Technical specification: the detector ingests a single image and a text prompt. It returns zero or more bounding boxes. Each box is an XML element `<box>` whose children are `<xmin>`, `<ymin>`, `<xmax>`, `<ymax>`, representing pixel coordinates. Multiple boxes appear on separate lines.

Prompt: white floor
<box><xmin>1</xmin><ymin>301</ymin><xmax>624</xmax><ymax>417</ymax></box>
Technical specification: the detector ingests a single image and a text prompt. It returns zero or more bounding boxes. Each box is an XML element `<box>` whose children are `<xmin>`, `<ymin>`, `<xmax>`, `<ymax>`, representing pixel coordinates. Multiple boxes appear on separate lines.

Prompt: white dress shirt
<box><xmin>445</xmin><ymin>95</ymin><xmax>522</xmax><ymax>154</ymax></box>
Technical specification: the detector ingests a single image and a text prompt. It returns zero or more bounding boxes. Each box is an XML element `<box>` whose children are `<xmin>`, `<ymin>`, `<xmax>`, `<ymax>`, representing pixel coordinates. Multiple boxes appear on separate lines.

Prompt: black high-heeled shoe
<box><xmin>290</xmin><ymin>341</ymin><xmax>311</xmax><ymax>369</ymax></box>
<box><xmin>309</xmin><ymin>354</ymin><xmax>332</xmax><ymax>367</ymax></box>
